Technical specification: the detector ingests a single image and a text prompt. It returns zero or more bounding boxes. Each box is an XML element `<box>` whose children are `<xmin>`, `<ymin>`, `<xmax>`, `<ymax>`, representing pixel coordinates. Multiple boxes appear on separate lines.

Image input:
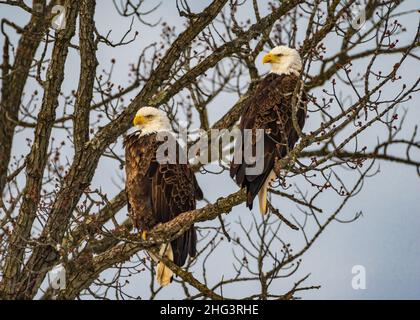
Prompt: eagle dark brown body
<box><xmin>230</xmin><ymin>72</ymin><xmax>307</xmax><ymax>213</ymax></box>
<box><xmin>124</xmin><ymin>132</ymin><xmax>202</xmax><ymax>267</ymax></box>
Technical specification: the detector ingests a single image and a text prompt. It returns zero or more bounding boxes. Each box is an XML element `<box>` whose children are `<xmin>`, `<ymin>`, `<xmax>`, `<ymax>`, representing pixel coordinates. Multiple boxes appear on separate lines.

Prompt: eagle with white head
<box><xmin>124</xmin><ymin>107</ymin><xmax>202</xmax><ymax>286</ymax></box>
<box><xmin>230</xmin><ymin>46</ymin><xmax>307</xmax><ymax>215</ymax></box>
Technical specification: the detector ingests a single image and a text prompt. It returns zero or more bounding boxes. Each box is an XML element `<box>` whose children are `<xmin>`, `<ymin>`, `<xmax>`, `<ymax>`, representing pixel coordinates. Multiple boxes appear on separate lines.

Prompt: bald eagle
<box><xmin>230</xmin><ymin>46</ymin><xmax>307</xmax><ymax>215</ymax></box>
<box><xmin>124</xmin><ymin>107</ymin><xmax>203</xmax><ymax>286</ymax></box>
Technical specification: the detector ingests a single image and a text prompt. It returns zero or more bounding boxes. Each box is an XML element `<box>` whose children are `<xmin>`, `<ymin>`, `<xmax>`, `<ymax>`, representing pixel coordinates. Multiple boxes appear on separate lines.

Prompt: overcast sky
<box><xmin>1</xmin><ymin>0</ymin><xmax>419</xmax><ymax>299</ymax></box>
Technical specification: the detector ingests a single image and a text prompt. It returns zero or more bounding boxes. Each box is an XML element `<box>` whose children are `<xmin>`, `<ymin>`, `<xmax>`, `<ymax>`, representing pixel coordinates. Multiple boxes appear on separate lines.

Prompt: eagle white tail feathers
<box><xmin>258</xmin><ymin>183</ymin><xmax>268</xmax><ymax>215</ymax></box>
<box><xmin>258</xmin><ymin>170</ymin><xmax>276</xmax><ymax>215</ymax></box>
<box><xmin>155</xmin><ymin>243</ymin><xmax>174</xmax><ymax>287</ymax></box>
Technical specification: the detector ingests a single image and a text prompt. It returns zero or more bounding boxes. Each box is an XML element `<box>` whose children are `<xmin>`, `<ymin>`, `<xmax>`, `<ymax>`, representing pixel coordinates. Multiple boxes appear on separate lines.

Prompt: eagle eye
<box><xmin>145</xmin><ymin>114</ymin><xmax>154</xmax><ymax>119</ymax></box>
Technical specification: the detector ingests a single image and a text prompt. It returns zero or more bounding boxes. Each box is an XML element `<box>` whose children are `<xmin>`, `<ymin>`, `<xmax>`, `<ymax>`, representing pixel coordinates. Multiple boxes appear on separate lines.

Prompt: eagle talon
<box><xmin>141</xmin><ymin>230</ymin><xmax>148</xmax><ymax>241</ymax></box>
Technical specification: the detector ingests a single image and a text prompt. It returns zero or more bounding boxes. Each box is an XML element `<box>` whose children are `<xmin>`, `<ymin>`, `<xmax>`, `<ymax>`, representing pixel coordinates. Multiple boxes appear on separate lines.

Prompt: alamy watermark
<box><xmin>348</xmin><ymin>3</ymin><xmax>366</xmax><ymax>31</ymax></box>
<box><xmin>48</xmin><ymin>263</ymin><xmax>66</xmax><ymax>290</ymax></box>
<box><xmin>154</xmin><ymin>128</ymin><xmax>266</xmax><ymax>175</ymax></box>
<box><xmin>51</xmin><ymin>5</ymin><xmax>67</xmax><ymax>31</ymax></box>
<box><xmin>351</xmin><ymin>265</ymin><xmax>367</xmax><ymax>290</ymax></box>
<box><xmin>338</xmin><ymin>3</ymin><xmax>367</xmax><ymax>31</ymax></box>
<box><xmin>33</xmin><ymin>4</ymin><xmax>67</xmax><ymax>31</ymax></box>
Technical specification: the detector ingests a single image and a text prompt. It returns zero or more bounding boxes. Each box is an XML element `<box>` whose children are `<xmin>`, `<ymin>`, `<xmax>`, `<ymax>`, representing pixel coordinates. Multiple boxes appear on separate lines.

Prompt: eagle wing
<box><xmin>125</xmin><ymin>133</ymin><xmax>157</xmax><ymax>230</ymax></box>
<box><xmin>230</xmin><ymin>73</ymin><xmax>306</xmax><ymax>210</ymax></box>
<box><xmin>150</xmin><ymin>152</ymin><xmax>201</xmax><ymax>266</ymax></box>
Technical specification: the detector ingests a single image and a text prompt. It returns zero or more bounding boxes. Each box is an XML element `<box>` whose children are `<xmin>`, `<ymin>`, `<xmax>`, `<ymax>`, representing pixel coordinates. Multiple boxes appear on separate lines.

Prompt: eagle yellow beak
<box><xmin>262</xmin><ymin>53</ymin><xmax>275</xmax><ymax>64</ymax></box>
<box><xmin>133</xmin><ymin>114</ymin><xmax>145</xmax><ymax>126</ymax></box>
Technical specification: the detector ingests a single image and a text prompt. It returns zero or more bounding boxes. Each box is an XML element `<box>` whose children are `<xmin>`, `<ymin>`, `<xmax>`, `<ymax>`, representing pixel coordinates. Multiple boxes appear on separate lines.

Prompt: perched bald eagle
<box><xmin>230</xmin><ymin>46</ymin><xmax>307</xmax><ymax>215</ymax></box>
<box><xmin>124</xmin><ymin>107</ymin><xmax>203</xmax><ymax>286</ymax></box>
